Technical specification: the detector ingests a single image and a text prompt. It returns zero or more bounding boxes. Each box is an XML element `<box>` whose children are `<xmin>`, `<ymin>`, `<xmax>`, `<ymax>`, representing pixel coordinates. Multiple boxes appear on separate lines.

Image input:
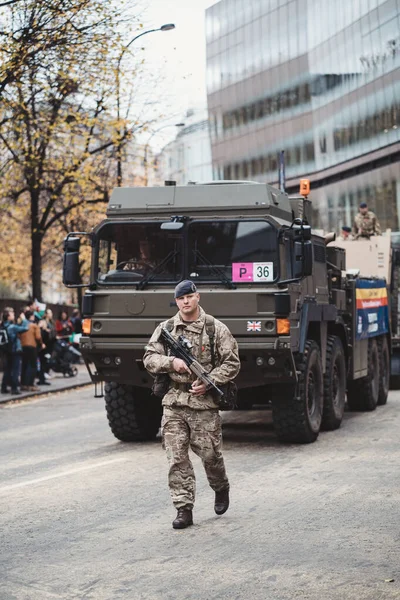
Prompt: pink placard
<box><xmin>232</xmin><ymin>262</ymin><xmax>253</xmax><ymax>282</ymax></box>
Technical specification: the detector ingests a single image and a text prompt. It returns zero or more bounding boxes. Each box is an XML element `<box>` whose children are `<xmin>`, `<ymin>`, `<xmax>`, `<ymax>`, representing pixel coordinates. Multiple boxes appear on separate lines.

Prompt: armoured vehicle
<box><xmin>63</xmin><ymin>180</ymin><xmax>390</xmax><ymax>444</ymax></box>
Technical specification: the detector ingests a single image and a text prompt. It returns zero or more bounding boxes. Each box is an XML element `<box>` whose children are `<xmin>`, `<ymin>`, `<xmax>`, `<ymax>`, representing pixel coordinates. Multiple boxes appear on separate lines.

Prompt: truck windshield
<box><xmin>188</xmin><ymin>220</ymin><xmax>279</xmax><ymax>283</ymax></box>
<box><xmin>97</xmin><ymin>223</ymin><xmax>182</xmax><ymax>284</ymax></box>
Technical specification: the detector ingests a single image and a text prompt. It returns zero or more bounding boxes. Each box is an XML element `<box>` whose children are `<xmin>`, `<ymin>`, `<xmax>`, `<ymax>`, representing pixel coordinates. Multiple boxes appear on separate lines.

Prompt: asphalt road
<box><xmin>1</xmin><ymin>387</ymin><xmax>400</xmax><ymax>600</ymax></box>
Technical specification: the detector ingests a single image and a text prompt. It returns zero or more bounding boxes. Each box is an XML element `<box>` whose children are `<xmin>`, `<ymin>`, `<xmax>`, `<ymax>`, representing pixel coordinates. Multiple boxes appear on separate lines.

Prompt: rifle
<box><xmin>159</xmin><ymin>328</ymin><xmax>223</xmax><ymax>398</ymax></box>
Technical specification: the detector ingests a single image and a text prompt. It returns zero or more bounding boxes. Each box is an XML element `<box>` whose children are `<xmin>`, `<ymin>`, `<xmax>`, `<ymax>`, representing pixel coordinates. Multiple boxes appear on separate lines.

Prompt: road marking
<box><xmin>0</xmin><ymin>457</ymin><xmax>128</xmax><ymax>495</ymax></box>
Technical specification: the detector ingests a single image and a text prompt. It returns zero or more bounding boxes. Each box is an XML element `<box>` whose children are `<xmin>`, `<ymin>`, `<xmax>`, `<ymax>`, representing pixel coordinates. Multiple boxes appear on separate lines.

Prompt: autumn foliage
<box><xmin>0</xmin><ymin>0</ymin><xmax>144</xmax><ymax>300</ymax></box>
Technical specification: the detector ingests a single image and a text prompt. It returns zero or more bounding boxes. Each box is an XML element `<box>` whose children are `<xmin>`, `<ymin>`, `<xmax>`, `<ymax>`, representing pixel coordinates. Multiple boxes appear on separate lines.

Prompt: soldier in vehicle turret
<box><xmin>338</xmin><ymin>226</ymin><xmax>353</xmax><ymax>241</ymax></box>
<box><xmin>353</xmin><ymin>202</ymin><xmax>381</xmax><ymax>239</ymax></box>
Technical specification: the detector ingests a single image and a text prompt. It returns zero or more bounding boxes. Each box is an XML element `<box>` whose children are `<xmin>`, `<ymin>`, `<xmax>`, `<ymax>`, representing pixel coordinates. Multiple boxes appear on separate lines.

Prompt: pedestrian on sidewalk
<box><xmin>24</xmin><ymin>299</ymin><xmax>42</xmax><ymax>323</ymax></box>
<box><xmin>37</xmin><ymin>309</ymin><xmax>56</xmax><ymax>385</ymax></box>
<box><xmin>20</xmin><ymin>311</ymin><xmax>44</xmax><ymax>392</ymax></box>
<box><xmin>1</xmin><ymin>307</ymin><xmax>29</xmax><ymax>395</ymax></box>
<box><xmin>55</xmin><ymin>310</ymin><xmax>74</xmax><ymax>340</ymax></box>
<box><xmin>143</xmin><ymin>280</ymin><xmax>240</xmax><ymax>530</ymax></box>
<box><xmin>70</xmin><ymin>309</ymin><xmax>82</xmax><ymax>335</ymax></box>
<box><xmin>70</xmin><ymin>308</ymin><xmax>83</xmax><ymax>355</ymax></box>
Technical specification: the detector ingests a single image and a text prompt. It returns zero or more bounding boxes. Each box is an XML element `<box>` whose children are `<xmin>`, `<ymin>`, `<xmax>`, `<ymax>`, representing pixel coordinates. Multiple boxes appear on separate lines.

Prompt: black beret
<box><xmin>174</xmin><ymin>280</ymin><xmax>197</xmax><ymax>298</ymax></box>
<box><xmin>359</xmin><ymin>202</ymin><xmax>367</xmax><ymax>208</ymax></box>
<box><xmin>342</xmin><ymin>226</ymin><xmax>351</xmax><ymax>232</ymax></box>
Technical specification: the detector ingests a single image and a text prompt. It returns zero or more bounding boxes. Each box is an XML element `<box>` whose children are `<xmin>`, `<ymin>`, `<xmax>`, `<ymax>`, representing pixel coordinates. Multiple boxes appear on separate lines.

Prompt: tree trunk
<box><xmin>30</xmin><ymin>189</ymin><xmax>43</xmax><ymax>301</ymax></box>
<box><xmin>31</xmin><ymin>230</ymin><xmax>42</xmax><ymax>301</ymax></box>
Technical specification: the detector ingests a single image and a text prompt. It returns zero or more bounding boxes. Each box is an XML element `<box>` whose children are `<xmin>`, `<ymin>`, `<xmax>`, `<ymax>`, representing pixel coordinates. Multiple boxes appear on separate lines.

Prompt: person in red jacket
<box><xmin>55</xmin><ymin>310</ymin><xmax>74</xmax><ymax>340</ymax></box>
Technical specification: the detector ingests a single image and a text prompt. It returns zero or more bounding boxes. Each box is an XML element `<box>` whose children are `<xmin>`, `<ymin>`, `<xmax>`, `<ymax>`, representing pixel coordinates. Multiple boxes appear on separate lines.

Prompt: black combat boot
<box><xmin>172</xmin><ymin>507</ymin><xmax>193</xmax><ymax>529</ymax></box>
<box><xmin>214</xmin><ymin>489</ymin><xmax>229</xmax><ymax>515</ymax></box>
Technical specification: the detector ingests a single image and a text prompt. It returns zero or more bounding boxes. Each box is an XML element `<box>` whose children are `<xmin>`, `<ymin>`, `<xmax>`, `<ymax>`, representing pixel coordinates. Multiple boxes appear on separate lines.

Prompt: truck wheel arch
<box><xmin>298</xmin><ymin>302</ymin><xmax>342</xmax><ymax>373</ymax></box>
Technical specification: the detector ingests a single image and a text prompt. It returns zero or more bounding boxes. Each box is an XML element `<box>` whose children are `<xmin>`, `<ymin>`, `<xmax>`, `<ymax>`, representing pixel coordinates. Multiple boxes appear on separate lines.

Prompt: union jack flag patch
<box><xmin>247</xmin><ymin>320</ymin><xmax>261</xmax><ymax>332</ymax></box>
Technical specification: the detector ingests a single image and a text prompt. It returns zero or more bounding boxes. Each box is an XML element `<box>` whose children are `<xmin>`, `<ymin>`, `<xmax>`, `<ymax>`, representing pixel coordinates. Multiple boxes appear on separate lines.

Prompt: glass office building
<box><xmin>206</xmin><ymin>0</ymin><xmax>400</xmax><ymax>232</ymax></box>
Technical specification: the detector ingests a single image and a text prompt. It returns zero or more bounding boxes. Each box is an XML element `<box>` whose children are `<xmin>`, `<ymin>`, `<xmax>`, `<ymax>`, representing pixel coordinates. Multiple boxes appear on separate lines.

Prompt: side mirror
<box><xmin>64</xmin><ymin>237</ymin><xmax>81</xmax><ymax>253</ymax></box>
<box><xmin>291</xmin><ymin>218</ymin><xmax>311</xmax><ymax>240</ymax></box>
<box><xmin>301</xmin><ymin>224</ymin><xmax>311</xmax><ymax>241</ymax></box>
<box><xmin>292</xmin><ymin>240</ymin><xmax>313</xmax><ymax>278</ymax></box>
<box><xmin>62</xmin><ymin>233</ymin><xmax>91</xmax><ymax>288</ymax></box>
<box><xmin>293</xmin><ymin>242</ymin><xmax>303</xmax><ymax>278</ymax></box>
<box><xmin>63</xmin><ymin>237</ymin><xmax>81</xmax><ymax>286</ymax></box>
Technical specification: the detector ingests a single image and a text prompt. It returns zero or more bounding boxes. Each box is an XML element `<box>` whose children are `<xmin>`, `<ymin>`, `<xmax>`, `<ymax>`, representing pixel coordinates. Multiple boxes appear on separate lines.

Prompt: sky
<box><xmin>131</xmin><ymin>0</ymin><xmax>217</xmax><ymax>149</ymax></box>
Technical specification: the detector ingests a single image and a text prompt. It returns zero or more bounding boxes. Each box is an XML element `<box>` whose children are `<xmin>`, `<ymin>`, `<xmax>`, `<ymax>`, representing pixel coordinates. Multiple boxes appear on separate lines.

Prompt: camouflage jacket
<box><xmin>353</xmin><ymin>211</ymin><xmax>381</xmax><ymax>238</ymax></box>
<box><xmin>143</xmin><ymin>306</ymin><xmax>240</xmax><ymax>410</ymax></box>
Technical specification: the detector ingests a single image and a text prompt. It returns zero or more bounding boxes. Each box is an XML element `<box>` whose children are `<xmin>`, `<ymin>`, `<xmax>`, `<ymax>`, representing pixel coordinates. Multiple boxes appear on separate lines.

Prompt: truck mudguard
<box><xmin>298</xmin><ymin>301</ymin><xmax>338</xmax><ymax>354</ymax></box>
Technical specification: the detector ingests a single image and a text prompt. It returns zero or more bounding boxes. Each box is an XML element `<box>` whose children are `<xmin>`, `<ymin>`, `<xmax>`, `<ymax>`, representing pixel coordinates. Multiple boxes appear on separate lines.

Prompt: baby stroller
<box><xmin>46</xmin><ymin>339</ymin><xmax>81</xmax><ymax>377</ymax></box>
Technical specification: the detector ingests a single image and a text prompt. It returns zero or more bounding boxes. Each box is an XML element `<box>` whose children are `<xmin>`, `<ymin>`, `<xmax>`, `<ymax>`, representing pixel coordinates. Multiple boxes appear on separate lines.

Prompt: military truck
<box><xmin>63</xmin><ymin>180</ymin><xmax>390</xmax><ymax>444</ymax></box>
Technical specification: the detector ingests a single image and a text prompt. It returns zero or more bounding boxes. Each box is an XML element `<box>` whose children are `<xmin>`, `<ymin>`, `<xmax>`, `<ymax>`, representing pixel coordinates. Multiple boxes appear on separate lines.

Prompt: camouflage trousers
<box><xmin>161</xmin><ymin>405</ymin><xmax>229</xmax><ymax>509</ymax></box>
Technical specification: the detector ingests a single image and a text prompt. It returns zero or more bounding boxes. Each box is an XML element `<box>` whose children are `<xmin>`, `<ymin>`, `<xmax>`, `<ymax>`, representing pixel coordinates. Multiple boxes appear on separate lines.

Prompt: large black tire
<box><xmin>377</xmin><ymin>335</ymin><xmax>390</xmax><ymax>405</ymax></box>
<box><xmin>390</xmin><ymin>264</ymin><xmax>399</xmax><ymax>337</ymax></box>
<box><xmin>272</xmin><ymin>340</ymin><xmax>323</xmax><ymax>443</ymax></box>
<box><xmin>390</xmin><ymin>346</ymin><xmax>400</xmax><ymax>389</ymax></box>
<box><xmin>347</xmin><ymin>338</ymin><xmax>379</xmax><ymax>411</ymax></box>
<box><xmin>105</xmin><ymin>383</ymin><xmax>162</xmax><ymax>442</ymax></box>
<box><xmin>321</xmin><ymin>336</ymin><xmax>346</xmax><ymax>431</ymax></box>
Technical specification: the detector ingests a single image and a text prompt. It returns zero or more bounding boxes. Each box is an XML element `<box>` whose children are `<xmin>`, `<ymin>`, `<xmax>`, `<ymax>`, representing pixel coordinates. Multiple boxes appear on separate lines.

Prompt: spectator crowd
<box><xmin>0</xmin><ymin>301</ymin><xmax>82</xmax><ymax>395</ymax></box>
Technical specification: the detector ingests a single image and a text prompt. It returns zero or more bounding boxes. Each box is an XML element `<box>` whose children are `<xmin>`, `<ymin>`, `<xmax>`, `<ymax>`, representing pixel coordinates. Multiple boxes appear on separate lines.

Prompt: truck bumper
<box><xmin>237</xmin><ymin>342</ymin><xmax>297</xmax><ymax>388</ymax></box>
<box><xmin>79</xmin><ymin>336</ymin><xmax>297</xmax><ymax>388</ymax></box>
<box><xmin>80</xmin><ymin>337</ymin><xmax>150</xmax><ymax>385</ymax></box>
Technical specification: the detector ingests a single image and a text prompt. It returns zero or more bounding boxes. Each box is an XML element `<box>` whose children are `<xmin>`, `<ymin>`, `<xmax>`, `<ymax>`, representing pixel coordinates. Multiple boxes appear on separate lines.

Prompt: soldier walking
<box><xmin>353</xmin><ymin>202</ymin><xmax>381</xmax><ymax>239</ymax></box>
<box><xmin>143</xmin><ymin>280</ymin><xmax>240</xmax><ymax>530</ymax></box>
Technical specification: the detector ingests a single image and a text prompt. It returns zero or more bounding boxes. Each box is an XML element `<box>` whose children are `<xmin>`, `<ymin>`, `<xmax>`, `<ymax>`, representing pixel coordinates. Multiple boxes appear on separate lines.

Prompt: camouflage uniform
<box><xmin>143</xmin><ymin>306</ymin><xmax>240</xmax><ymax>509</ymax></box>
<box><xmin>353</xmin><ymin>211</ymin><xmax>381</xmax><ymax>238</ymax></box>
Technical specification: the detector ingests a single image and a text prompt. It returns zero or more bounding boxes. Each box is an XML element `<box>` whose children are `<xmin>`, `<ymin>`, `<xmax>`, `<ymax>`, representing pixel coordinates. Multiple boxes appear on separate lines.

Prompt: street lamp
<box><xmin>116</xmin><ymin>24</ymin><xmax>176</xmax><ymax>187</ymax></box>
<box><xmin>143</xmin><ymin>122</ymin><xmax>185</xmax><ymax>186</ymax></box>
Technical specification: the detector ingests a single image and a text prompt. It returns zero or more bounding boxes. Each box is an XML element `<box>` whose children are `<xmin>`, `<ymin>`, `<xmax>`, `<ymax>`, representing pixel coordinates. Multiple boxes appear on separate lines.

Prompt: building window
<box><xmin>251</xmin><ymin>158</ymin><xmax>259</xmax><ymax>175</ymax></box>
<box><xmin>333</xmin><ymin>102</ymin><xmax>399</xmax><ymax>151</ymax></box>
<box><xmin>224</xmin><ymin>165</ymin><xmax>232</xmax><ymax>179</ymax></box>
<box><xmin>221</xmin><ymin>79</ymin><xmax>315</xmax><ymax>131</ymax></box>
<box><xmin>304</xmin><ymin>142</ymin><xmax>315</xmax><ymax>162</ymax></box>
<box><xmin>222</xmin><ymin>139</ymin><xmax>315</xmax><ymax>182</ymax></box>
